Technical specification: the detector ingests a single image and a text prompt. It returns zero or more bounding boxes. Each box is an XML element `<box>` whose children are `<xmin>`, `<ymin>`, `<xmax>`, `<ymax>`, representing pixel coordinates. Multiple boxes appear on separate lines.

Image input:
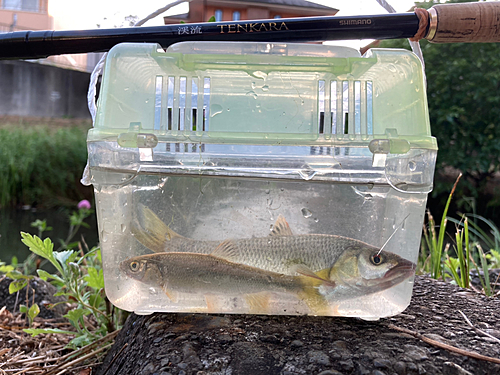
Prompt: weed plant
<box><xmin>0</xmin><ymin>126</ymin><xmax>88</xmax><ymax>207</ymax></box>
<box><xmin>0</xmin><ymin>201</ymin><xmax>126</xmax><ymax>348</ymax></box>
<box><xmin>420</xmin><ymin>175</ymin><xmax>500</xmax><ymax>297</ymax></box>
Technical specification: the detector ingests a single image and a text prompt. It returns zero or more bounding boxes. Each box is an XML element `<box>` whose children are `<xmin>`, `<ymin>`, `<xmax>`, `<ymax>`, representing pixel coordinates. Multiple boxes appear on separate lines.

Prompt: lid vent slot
<box><xmin>323</xmin><ymin>80</ymin><xmax>373</xmax><ymax>137</ymax></box>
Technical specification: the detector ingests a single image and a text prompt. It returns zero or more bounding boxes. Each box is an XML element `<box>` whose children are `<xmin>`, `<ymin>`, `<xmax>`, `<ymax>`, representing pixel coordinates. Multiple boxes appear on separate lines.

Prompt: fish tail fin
<box><xmin>131</xmin><ymin>204</ymin><xmax>185</xmax><ymax>253</ymax></box>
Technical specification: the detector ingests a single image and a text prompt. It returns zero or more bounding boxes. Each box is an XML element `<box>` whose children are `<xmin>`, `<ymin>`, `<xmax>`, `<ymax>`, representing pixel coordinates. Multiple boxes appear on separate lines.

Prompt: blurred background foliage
<box><xmin>0</xmin><ymin>0</ymin><xmax>499</xmax><ymax>227</ymax></box>
<box><xmin>380</xmin><ymin>0</ymin><xmax>500</xmax><ymax>226</ymax></box>
<box><xmin>0</xmin><ymin>122</ymin><xmax>91</xmax><ymax>208</ymax></box>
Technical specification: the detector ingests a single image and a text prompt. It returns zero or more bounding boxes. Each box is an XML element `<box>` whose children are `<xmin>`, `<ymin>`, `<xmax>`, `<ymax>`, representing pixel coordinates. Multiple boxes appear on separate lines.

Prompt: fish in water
<box><xmin>120</xmin><ymin>242</ymin><xmax>414</xmax><ymax>315</ymax></box>
<box><xmin>129</xmin><ymin>204</ymin><xmax>416</xmax><ymax>301</ymax></box>
<box><xmin>293</xmin><ymin>247</ymin><xmax>415</xmax><ymax>302</ymax></box>
<box><xmin>127</xmin><ymin>206</ymin><xmax>415</xmax><ymax>306</ymax></box>
<box><xmin>119</xmin><ymin>245</ymin><xmax>332</xmax><ymax>313</ymax></box>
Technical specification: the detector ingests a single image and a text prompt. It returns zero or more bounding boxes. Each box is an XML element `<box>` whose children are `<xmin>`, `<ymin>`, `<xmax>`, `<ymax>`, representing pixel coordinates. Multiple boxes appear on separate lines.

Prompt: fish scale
<box><xmin>132</xmin><ymin>204</ymin><xmax>380</xmax><ymax>275</ymax></box>
<box><xmin>126</xmin><ymin>205</ymin><xmax>416</xmax><ymax>306</ymax></box>
<box><xmin>168</xmin><ymin>234</ymin><xmax>379</xmax><ymax>275</ymax></box>
<box><xmin>150</xmin><ymin>252</ymin><xmax>304</xmax><ymax>295</ymax></box>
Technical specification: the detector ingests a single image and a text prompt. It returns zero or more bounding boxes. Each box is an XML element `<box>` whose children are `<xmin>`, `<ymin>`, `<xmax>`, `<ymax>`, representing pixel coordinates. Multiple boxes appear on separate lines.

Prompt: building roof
<box><xmin>164</xmin><ymin>0</ymin><xmax>338</xmax><ymax>24</ymax></box>
<box><xmin>236</xmin><ymin>0</ymin><xmax>336</xmax><ymax>11</ymax></box>
<box><xmin>163</xmin><ymin>13</ymin><xmax>190</xmax><ymax>21</ymax></box>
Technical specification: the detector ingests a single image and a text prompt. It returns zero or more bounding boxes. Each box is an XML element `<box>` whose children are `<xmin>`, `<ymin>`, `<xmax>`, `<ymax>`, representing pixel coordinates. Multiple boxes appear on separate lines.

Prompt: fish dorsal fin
<box><xmin>165</xmin><ymin>226</ymin><xmax>183</xmax><ymax>241</ymax></box>
<box><xmin>211</xmin><ymin>240</ymin><xmax>239</xmax><ymax>262</ymax></box>
<box><xmin>130</xmin><ymin>222</ymin><xmax>164</xmax><ymax>254</ymax></box>
<box><xmin>292</xmin><ymin>264</ymin><xmax>336</xmax><ymax>288</ymax></box>
<box><xmin>140</xmin><ymin>204</ymin><xmax>185</xmax><ymax>241</ymax></box>
<box><xmin>269</xmin><ymin>215</ymin><xmax>293</xmax><ymax>237</ymax></box>
<box><xmin>131</xmin><ymin>204</ymin><xmax>185</xmax><ymax>253</ymax></box>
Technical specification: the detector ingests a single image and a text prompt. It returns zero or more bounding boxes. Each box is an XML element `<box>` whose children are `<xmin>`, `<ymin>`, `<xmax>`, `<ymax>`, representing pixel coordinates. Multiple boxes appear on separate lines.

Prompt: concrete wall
<box><xmin>0</xmin><ymin>1</ymin><xmax>52</xmax><ymax>32</ymax></box>
<box><xmin>0</xmin><ymin>60</ymin><xmax>91</xmax><ymax>119</ymax></box>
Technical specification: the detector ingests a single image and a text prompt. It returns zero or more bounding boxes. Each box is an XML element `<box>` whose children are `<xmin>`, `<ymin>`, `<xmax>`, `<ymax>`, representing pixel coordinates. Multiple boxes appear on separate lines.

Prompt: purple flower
<box><xmin>77</xmin><ymin>200</ymin><xmax>91</xmax><ymax>210</ymax></box>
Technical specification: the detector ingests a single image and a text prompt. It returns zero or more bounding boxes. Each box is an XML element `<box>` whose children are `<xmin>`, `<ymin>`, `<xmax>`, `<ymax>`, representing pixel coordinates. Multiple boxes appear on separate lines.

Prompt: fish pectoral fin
<box><xmin>161</xmin><ymin>284</ymin><xmax>179</xmax><ymax>303</ymax></box>
<box><xmin>298</xmin><ymin>288</ymin><xmax>329</xmax><ymax>316</ymax></box>
<box><xmin>245</xmin><ymin>292</ymin><xmax>271</xmax><ymax>313</ymax></box>
<box><xmin>293</xmin><ymin>266</ymin><xmax>332</xmax><ymax>315</ymax></box>
<box><xmin>292</xmin><ymin>264</ymin><xmax>336</xmax><ymax>288</ymax></box>
<box><xmin>204</xmin><ymin>294</ymin><xmax>220</xmax><ymax>313</ymax></box>
<box><xmin>132</xmin><ymin>204</ymin><xmax>185</xmax><ymax>253</ymax></box>
<box><xmin>211</xmin><ymin>240</ymin><xmax>239</xmax><ymax>262</ymax></box>
<box><xmin>269</xmin><ymin>214</ymin><xmax>293</xmax><ymax>237</ymax></box>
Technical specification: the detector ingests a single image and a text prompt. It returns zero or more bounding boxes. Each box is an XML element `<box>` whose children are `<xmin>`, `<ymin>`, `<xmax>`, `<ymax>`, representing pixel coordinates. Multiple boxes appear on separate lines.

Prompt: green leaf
<box><xmin>9</xmin><ymin>279</ymin><xmax>27</xmax><ymax>294</ymax></box>
<box><xmin>0</xmin><ymin>264</ymin><xmax>14</xmax><ymax>274</ymax></box>
<box><xmin>64</xmin><ymin>308</ymin><xmax>90</xmax><ymax>324</ymax></box>
<box><xmin>66</xmin><ymin>241</ymin><xmax>80</xmax><ymax>250</ymax></box>
<box><xmin>81</xmin><ymin>291</ymin><xmax>92</xmax><ymax>304</ymax></box>
<box><xmin>444</xmin><ymin>257</ymin><xmax>462</xmax><ymax>287</ymax></box>
<box><xmin>68</xmin><ymin>334</ymin><xmax>94</xmax><ymax>348</ymax></box>
<box><xmin>54</xmin><ymin>250</ymin><xmax>76</xmax><ymax>269</ymax></box>
<box><xmin>77</xmin><ymin>246</ymin><xmax>100</xmax><ymax>265</ymax></box>
<box><xmin>28</xmin><ymin>304</ymin><xmax>40</xmax><ymax>321</ymax></box>
<box><xmin>207</xmin><ymin>16</ymin><xmax>215</xmax><ymax>22</ymax></box>
<box><xmin>477</xmin><ymin>245</ymin><xmax>492</xmax><ymax>296</ymax></box>
<box><xmin>19</xmin><ymin>305</ymin><xmax>28</xmax><ymax>313</ymax></box>
<box><xmin>7</xmin><ymin>270</ymin><xmax>27</xmax><ymax>280</ymax></box>
<box><xmin>54</xmin><ymin>291</ymin><xmax>72</xmax><ymax>297</ymax></box>
<box><xmin>21</xmin><ymin>233</ymin><xmax>63</xmax><ymax>274</ymax></box>
<box><xmin>488</xmin><ymin>249</ymin><xmax>500</xmax><ymax>268</ymax></box>
<box><xmin>89</xmin><ymin>292</ymin><xmax>104</xmax><ymax>309</ymax></box>
<box><xmin>36</xmin><ymin>269</ymin><xmax>51</xmax><ymax>281</ymax></box>
<box><xmin>23</xmin><ymin>328</ymin><xmax>76</xmax><ymax>336</ymax></box>
<box><xmin>21</xmin><ymin>232</ymin><xmax>46</xmax><ymax>257</ymax></box>
<box><xmin>95</xmin><ymin>248</ymin><xmax>102</xmax><ymax>264</ymax></box>
<box><xmin>37</xmin><ymin>269</ymin><xmax>64</xmax><ymax>284</ymax></box>
<box><xmin>69</xmin><ymin>211</ymin><xmax>81</xmax><ymax>226</ymax></box>
<box><xmin>30</xmin><ymin>219</ymin><xmax>52</xmax><ymax>234</ymax></box>
<box><xmin>68</xmin><ymin>262</ymin><xmax>81</xmax><ymax>278</ymax></box>
<box><xmin>84</xmin><ymin>267</ymin><xmax>104</xmax><ymax>289</ymax></box>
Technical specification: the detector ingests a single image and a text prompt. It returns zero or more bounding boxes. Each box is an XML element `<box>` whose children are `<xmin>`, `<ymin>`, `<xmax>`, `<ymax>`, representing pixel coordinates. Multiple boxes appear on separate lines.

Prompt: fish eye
<box><xmin>129</xmin><ymin>261</ymin><xmax>140</xmax><ymax>272</ymax></box>
<box><xmin>371</xmin><ymin>254</ymin><xmax>383</xmax><ymax>265</ymax></box>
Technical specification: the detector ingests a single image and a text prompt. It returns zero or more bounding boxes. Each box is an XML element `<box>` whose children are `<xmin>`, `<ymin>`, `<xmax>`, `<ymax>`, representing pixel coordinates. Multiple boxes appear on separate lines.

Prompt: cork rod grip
<box><xmin>427</xmin><ymin>2</ymin><xmax>500</xmax><ymax>43</ymax></box>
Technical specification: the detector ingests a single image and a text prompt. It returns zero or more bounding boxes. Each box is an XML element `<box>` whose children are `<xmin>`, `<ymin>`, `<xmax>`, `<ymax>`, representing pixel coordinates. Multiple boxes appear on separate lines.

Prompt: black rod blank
<box><xmin>0</xmin><ymin>13</ymin><xmax>419</xmax><ymax>59</ymax></box>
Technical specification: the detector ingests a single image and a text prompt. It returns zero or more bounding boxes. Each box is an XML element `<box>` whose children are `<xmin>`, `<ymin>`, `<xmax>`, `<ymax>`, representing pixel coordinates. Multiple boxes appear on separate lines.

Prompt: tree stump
<box><xmin>96</xmin><ymin>276</ymin><xmax>500</xmax><ymax>375</ymax></box>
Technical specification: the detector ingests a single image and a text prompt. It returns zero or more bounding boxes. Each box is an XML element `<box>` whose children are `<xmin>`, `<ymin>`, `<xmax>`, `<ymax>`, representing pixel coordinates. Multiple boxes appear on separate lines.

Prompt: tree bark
<box><xmin>96</xmin><ymin>276</ymin><xmax>500</xmax><ymax>375</ymax></box>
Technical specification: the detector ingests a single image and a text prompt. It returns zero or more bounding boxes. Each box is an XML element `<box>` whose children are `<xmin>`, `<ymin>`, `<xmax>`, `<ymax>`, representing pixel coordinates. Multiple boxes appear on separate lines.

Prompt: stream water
<box><xmin>0</xmin><ymin>207</ymin><xmax>99</xmax><ymax>264</ymax></box>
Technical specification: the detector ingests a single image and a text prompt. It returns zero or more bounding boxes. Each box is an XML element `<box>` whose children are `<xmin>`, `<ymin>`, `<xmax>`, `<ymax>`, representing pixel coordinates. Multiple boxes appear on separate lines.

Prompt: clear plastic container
<box><xmin>87</xmin><ymin>41</ymin><xmax>437</xmax><ymax>319</ymax></box>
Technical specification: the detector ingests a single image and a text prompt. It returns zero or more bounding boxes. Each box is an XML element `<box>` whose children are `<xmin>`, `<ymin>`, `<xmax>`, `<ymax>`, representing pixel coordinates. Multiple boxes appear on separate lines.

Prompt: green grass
<box><xmin>420</xmin><ymin>174</ymin><xmax>499</xmax><ymax>297</ymax></box>
<box><xmin>420</xmin><ymin>174</ymin><xmax>462</xmax><ymax>279</ymax></box>
<box><xmin>0</xmin><ymin>126</ymin><xmax>89</xmax><ymax>207</ymax></box>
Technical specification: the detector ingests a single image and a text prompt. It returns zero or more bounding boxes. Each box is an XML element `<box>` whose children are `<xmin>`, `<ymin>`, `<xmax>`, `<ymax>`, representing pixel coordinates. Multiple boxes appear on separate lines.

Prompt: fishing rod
<box><xmin>0</xmin><ymin>1</ymin><xmax>499</xmax><ymax>59</ymax></box>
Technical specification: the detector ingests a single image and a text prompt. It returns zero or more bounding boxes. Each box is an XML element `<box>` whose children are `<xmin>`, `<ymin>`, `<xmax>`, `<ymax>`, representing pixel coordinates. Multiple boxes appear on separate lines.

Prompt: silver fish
<box><xmin>132</xmin><ymin>205</ymin><xmax>411</xmax><ymax>271</ymax></box>
<box><xmin>130</xmin><ymin>205</ymin><xmax>416</xmax><ymax>301</ymax></box>
<box><xmin>119</xmin><ymin>249</ymin><xmax>330</xmax><ymax>313</ymax></box>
